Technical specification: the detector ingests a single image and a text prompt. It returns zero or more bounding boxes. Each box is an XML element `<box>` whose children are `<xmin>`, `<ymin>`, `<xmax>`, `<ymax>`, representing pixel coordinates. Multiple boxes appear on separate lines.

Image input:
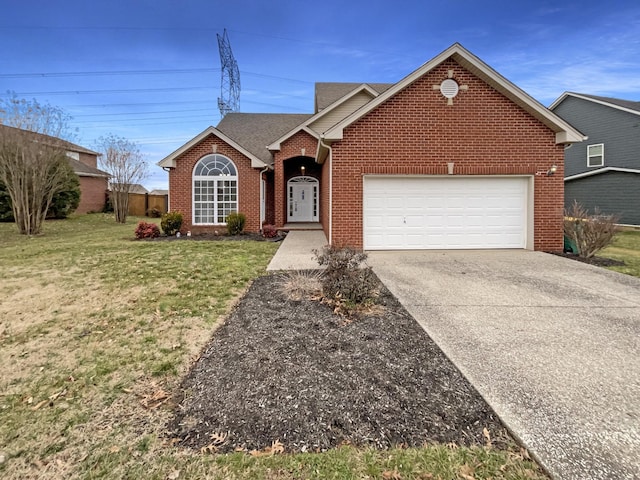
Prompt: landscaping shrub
<box><xmin>160</xmin><ymin>211</ymin><xmax>183</xmax><ymax>236</ymax></box>
<box><xmin>0</xmin><ymin>163</ymin><xmax>80</xmax><ymax>221</ymax></box>
<box><xmin>135</xmin><ymin>221</ymin><xmax>160</xmax><ymax>239</ymax></box>
<box><xmin>261</xmin><ymin>224</ymin><xmax>278</xmax><ymax>238</ymax></box>
<box><xmin>0</xmin><ymin>182</ymin><xmax>12</xmax><ymax>222</ymax></box>
<box><xmin>564</xmin><ymin>200</ymin><xmax>620</xmax><ymax>258</ymax></box>
<box><xmin>46</xmin><ymin>166</ymin><xmax>80</xmax><ymax>219</ymax></box>
<box><xmin>279</xmin><ymin>270</ymin><xmax>323</xmax><ymax>301</ymax></box>
<box><xmin>226</xmin><ymin>212</ymin><xmax>246</xmax><ymax>235</ymax></box>
<box><xmin>147</xmin><ymin>205</ymin><xmax>162</xmax><ymax>218</ymax></box>
<box><xmin>314</xmin><ymin>245</ymin><xmax>378</xmax><ymax>306</ymax></box>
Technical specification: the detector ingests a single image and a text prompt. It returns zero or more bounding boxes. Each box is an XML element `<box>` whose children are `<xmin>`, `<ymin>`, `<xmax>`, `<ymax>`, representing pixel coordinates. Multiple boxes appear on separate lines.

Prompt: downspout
<box><xmin>319</xmin><ymin>136</ymin><xmax>333</xmax><ymax>245</ymax></box>
<box><xmin>162</xmin><ymin>166</ymin><xmax>172</xmax><ymax>211</ymax></box>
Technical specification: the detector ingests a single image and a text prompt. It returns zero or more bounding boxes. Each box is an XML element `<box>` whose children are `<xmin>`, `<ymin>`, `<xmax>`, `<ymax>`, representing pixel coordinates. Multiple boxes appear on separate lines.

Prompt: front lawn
<box><xmin>602</xmin><ymin>229</ymin><xmax>640</xmax><ymax>277</ymax></box>
<box><xmin>0</xmin><ymin>214</ymin><xmax>545</xmax><ymax>479</ymax></box>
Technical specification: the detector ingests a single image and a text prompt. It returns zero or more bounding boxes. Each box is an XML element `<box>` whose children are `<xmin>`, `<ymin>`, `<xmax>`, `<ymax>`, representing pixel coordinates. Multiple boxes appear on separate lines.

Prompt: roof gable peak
<box><xmin>550</xmin><ymin>92</ymin><xmax>640</xmax><ymax>117</ymax></box>
<box><xmin>322</xmin><ymin>43</ymin><xmax>585</xmax><ymax>145</ymax></box>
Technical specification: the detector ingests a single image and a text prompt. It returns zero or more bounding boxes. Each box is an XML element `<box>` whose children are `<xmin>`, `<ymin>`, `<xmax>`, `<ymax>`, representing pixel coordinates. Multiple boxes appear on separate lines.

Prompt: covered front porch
<box><xmin>276</xmin><ymin>154</ymin><xmax>322</xmax><ymax>227</ymax></box>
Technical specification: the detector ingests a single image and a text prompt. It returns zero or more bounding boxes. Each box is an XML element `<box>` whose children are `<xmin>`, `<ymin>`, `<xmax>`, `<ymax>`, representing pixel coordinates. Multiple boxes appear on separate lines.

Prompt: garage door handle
<box><xmin>403</xmin><ymin>216</ymin><xmax>406</xmax><ymax>224</ymax></box>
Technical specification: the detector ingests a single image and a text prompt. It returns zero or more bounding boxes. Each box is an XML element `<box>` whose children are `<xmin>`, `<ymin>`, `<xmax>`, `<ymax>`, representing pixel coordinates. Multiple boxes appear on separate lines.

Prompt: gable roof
<box><xmin>68</xmin><ymin>157</ymin><xmax>109</xmax><ymax>178</ymax></box>
<box><xmin>564</xmin><ymin>167</ymin><xmax>640</xmax><ymax>182</ymax></box>
<box><xmin>322</xmin><ymin>43</ymin><xmax>586</xmax><ymax>146</ymax></box>
<box><xmin>111</xmin><ymin>183</ymin><xmax>148</xmax><ymax>194</ymax></box>
<box><xmin>158</xmin><ymin>114</ymin><xmax>312</xmax><ymax>169</ymax></box>
<box><xmin>315</xmin><ymin>82</ymin><xmax>393</xmax><ymax>112</ymax></box>
<box><xmin>0</xmin><ymin>123</ymin><xmax>99</xmax><ymax>155</ymax></box>
<box><xmin>218</xmin><ymin>113</ymin><xmax>312</xmax><ymax>162</ymax></box>
<box><xmin>267</xmin><ymin>84</ymin><xmax>383</xmax><ymax>150</ymax></box>
<box><xmin>549</xmin><ymin>92</ymin><xmax>640</xmax><ymax>117</ymax></box>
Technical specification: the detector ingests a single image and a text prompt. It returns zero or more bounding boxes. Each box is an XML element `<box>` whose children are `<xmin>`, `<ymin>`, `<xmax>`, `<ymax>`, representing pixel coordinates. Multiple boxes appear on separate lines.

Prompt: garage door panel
<box><xmin>363</xmin><ymin>176</ymin><xmax>527</xmax><ymax>250</ymax></box>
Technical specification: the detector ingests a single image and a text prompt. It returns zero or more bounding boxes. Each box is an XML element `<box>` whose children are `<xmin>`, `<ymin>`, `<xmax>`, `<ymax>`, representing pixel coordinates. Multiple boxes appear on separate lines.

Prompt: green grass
<box><xmin>0</xmin><ymin>213</ymin><xmax>546</xmax><ymax>479</ymax></box>
<box><xmin>602</xmin><ymin>229</ymin><xmax>640</xmax><ymax>277</ymax></box>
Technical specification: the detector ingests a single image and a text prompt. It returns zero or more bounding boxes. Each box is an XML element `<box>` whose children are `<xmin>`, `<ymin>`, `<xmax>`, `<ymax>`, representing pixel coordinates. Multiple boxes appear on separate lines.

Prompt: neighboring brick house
<box><xmin>0</xmin><ymin>124</ymin><xmax>109</xmax><ymax>214</ymax></box>
<box><xmin>159</xmin><ymin>44</ymin><xmax>585</xmax><ymax>251</ymax></box>
<box><xmin>65</xmin><ymin>145</ymin><xmax>109</xmax><ymax>214</ymax></box>
<box><xmin>550</xmin><ymin>93</ymin><xmax>640</xmax><ymax>225</ymax></box>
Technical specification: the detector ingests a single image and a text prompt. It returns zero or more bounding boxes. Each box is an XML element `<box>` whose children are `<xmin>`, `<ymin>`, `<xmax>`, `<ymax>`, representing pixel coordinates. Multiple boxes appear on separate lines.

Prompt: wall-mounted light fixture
<box><xmin>536</xmin><ymin>165</ymin><xmax>558</xmax><ymax>176</ymax></box>
<box><xmin>300</xmin><ymin>165</ymin><xmax>306</xmax><ymax>174</ymax></box>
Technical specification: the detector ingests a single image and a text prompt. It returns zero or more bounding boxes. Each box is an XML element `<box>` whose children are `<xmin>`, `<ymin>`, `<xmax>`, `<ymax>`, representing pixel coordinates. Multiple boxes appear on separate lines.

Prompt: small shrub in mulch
<box><xmin>160</xmin><ymin>211</ymin><xmax>183</xmax><ymax>236</ymax></box>
<box><xmin>134</xmin><ymin>221</ymin><xmax>160</xmax><ymax>239</ymax></box>
<box><xmin>226</xmin><ymin>212</ymin><xmax>246</xmax><ymax>235</ymax></box>
<box><xmin>168</xmin><ymin>273</ymin><xmax>511</xmax><ymax>454</ymax></box>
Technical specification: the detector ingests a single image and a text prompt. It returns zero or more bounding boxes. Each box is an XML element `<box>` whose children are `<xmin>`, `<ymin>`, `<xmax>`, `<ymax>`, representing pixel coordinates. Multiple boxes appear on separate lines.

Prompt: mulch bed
<box><xmin>168</xmin><ymin>273</ymin><xmax>512</xmax><ymax>454</ymax></box>
<box><xmin>146</xmin><ymin>232</ymin><xmax>282</xmax><ymax>242</ymax></box>
<box><xmin>550</xmin><ymin>251</ymin><xmax>625</xmax><ymax>267</ymax></box>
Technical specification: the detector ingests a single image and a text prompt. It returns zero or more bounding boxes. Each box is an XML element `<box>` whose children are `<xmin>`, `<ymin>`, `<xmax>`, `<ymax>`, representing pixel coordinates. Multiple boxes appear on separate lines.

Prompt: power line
<box><xmin>0</xmin><ymin>68</ymin><xmax>219</xmax><ymax>79</ymax></box>
<box><xmin>71</xmin><ymin>107</ymin><xmax>214</xmax><ymax>118</ymax></box>
<box><xmin>0</xmin><ymin>68</ymin><xmax>313</xmax><ymax>85</ymax></box>
<box><xmin>0</xmin><ymin>86</ymin><xmax>214</xmax><ymax>96</ymax></box>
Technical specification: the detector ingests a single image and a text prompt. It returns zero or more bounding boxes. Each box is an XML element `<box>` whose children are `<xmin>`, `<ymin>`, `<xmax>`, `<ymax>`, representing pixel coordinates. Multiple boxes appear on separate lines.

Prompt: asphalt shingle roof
<box><xmin>570</xmin><ymin>93</ymin><xmax>640</xmax><ymax>113</ymax></box>
<box><xmin>0</xmin><ymin>124</ymin><xmax>99</xmax><ymax>155</ymax></box>
<box><xmin>314</xmin><ymin>82</ymin><xmax>393</xmax><ymax>111</ymax></box>
<box><xmin>67</xmin><ymin>157</ymin><xmax>109</xmax><ymax>177</ymax></box>
<box><xmin>216</xmin><ymin>113</ymin><xmax>313</xmax><ymax>164</ymax></box>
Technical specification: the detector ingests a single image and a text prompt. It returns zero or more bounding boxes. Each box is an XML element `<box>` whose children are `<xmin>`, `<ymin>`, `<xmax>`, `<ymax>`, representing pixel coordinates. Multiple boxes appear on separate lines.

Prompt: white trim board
<box><xmin>565</xmin><ymin>167</ymin><xmax>640</xmax><ymax>182</ymax></box>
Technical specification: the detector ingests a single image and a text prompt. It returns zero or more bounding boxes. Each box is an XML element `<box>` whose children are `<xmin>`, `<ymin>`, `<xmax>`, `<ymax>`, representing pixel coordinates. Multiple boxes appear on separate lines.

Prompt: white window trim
<box><xmin>587</xmin><ymin>143</ymin><xmax>604</xmax><ymax>168</ymax></box>
<box><xmin>192</xmin><ymin>154</ymin><xmax>239</xmax><ymax>225</ymax></box>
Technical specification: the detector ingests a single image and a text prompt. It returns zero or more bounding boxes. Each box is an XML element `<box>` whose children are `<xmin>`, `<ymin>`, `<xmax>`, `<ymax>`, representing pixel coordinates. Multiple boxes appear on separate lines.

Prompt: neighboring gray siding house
<box><xmin>550</xmin><ymin>93</ymin><xmax>640</xmax><ymax>225</ymax></box>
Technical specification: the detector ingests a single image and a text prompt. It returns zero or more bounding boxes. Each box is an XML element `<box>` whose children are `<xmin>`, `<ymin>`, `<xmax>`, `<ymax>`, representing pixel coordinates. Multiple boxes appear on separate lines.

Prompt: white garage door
<box><xmin>363</xmin><ymin>176</ymin><xmax>528</xmax><ymax>250</ymax></box>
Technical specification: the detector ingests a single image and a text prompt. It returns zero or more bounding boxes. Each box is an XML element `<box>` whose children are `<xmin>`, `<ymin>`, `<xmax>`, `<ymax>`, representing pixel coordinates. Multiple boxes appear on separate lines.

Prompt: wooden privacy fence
<box><xmin>127</xmin><ymin>193</ymin><xmax>169</xmax><ymax>217</ymax></box>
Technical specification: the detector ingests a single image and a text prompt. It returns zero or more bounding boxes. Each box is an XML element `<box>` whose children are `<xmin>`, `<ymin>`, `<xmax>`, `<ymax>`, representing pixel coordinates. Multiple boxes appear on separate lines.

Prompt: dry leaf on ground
<box><xmin>167</xmin><ymin>470</ymin><xmax>180</xmax><ymax>479</ymax></box>
<box><xmin>139</xmin><ymin>385</ymin><xmax>170</xmax><ymax>409</ymax></box>
<box><xmin>249</xmin><ymin>440</ymin><xmax>285</xmax><ymax>457</ymax></box>
<box><xmin>382</xmin><ymin>469</ymin><xmax>402</xmax><ymax>479</ymax></box>
<box><xmin>459</xmin><ymin>463</ymin><xmax>476</xmax><ymax>480</ymax></box>
<box><xmin>483</xmin><ymin>427</ymin><xmax>492</xmax><ymax>447</ymax></box>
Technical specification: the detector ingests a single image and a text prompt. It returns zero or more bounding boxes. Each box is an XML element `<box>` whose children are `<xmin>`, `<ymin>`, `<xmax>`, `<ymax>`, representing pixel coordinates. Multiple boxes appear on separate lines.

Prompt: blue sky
<box><xmin>1</xmin><ymin>0</ymin><xmax>639</xmax><ymax>189</ymax></box>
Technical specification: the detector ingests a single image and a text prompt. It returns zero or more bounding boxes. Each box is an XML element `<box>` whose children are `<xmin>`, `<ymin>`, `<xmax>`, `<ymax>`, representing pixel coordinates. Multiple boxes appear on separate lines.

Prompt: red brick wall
<box><xmin>330</xmin><ymin>58</ymin><xmax>564</xmax><ymax>251</ymax></box>
<box><xmin>264</xmin><ymin>170</ymin><xmax>275</xmax><ymax>225</ymax></box>
<box><xmin>320</xmin><ymin>155</ymin><xmax>330</xmax><ymax>240</ymax></box>
<box><xmin>273</xmin><ymin>131</ymin><xmax>319</xmax><ymax>227</ymax></box>
<box><xmin>168</xmin><ymin>134</ymin><xmax>262</xmax><ymax>233</ymax></box>
<box><xmin>77</xmin><ymin>176</ymin><xmax>107</xmax><ymax>214</ymax></box>
<box><xmin>78</xmin><ymin>152</ymin><xmax>98</xmax><ymax>169</ymax></box>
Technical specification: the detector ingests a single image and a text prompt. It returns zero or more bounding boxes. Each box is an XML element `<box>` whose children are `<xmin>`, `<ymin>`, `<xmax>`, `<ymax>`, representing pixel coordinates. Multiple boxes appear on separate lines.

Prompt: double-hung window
<box><xmin>193</xmin><ymin>154</ymin><xmax>238</xmax><ymax>224</ymax></box>
<box><xmin>587</xmin><ymin>143</ymin><xmax>604</xmax><ymax>167</ymax></box>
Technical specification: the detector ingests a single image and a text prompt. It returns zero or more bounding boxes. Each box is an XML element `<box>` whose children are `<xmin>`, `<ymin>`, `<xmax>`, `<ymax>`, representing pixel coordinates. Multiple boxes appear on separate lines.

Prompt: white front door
<box><xmin>288</xmin><ymin>177</ymin><xmax>318</xmax><ymax>222</ymax></box>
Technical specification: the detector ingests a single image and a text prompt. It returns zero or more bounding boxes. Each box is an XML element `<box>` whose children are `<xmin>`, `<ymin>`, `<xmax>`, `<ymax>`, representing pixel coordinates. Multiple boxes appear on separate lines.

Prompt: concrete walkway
<box><xmin>266</xmin><ymin>230</ymin><xmax>328</xmax><ymax>271</ymax></box>
<box><xmin>368</xmin><ymin>250</ymin><xmax>640</xmax><ymax>480</ymax></box>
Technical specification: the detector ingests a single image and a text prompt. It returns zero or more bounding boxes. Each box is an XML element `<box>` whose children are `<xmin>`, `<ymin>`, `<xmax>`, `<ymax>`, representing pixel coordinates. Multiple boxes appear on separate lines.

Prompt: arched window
<box><xmin>193</xmin><ymin>154</ymin><xmax>238</xmax><ymax>224</ymax></box>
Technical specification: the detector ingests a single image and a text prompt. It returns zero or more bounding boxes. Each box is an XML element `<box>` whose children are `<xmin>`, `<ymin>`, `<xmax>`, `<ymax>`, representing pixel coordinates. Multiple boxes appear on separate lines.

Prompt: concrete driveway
<box><xmin>368</xmin><ymin>250</ymin><xmax>640</xmax><ymax>480</ymax></box>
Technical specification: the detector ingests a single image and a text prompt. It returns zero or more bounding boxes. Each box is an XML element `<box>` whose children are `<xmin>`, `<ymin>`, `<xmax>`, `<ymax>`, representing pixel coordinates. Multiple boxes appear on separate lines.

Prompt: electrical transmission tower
<box><xmin>217</xmin><ymin>29</ymin><xmax>240</xmax><ymax>117</ymax></box>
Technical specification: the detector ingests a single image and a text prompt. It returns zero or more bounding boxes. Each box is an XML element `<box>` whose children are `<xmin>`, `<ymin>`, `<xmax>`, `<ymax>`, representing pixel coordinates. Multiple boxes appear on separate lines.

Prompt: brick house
<box><xmin>0</xmin><ymin>124</ymin><xmax>109</xmax><ymax>214</ymax></box>
<box><xmin>65</xmin><ymin>145</ymin><xmax>109</xmax><ymax>214</ymax></box>
<box><xmin>158</xmin><ymin>44</ymin><xmax>584</xmax><ymax>251</ymax></box>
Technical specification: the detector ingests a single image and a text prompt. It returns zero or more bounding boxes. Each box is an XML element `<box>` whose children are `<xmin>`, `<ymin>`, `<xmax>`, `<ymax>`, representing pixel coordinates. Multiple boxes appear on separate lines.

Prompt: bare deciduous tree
<box><xmin>0</xmin><ymin>97</ymin><xmax>74</xmax><ymax>235</ymax></box>
<box><xmin>564</xmin><ymin>201</ymin><xmax>620</xmax><ymax>258</ymax></box>
<box><xmin>95</xmin><ymin>134</ymin><xmax>147</xmax><ymax>223</ymax></box>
